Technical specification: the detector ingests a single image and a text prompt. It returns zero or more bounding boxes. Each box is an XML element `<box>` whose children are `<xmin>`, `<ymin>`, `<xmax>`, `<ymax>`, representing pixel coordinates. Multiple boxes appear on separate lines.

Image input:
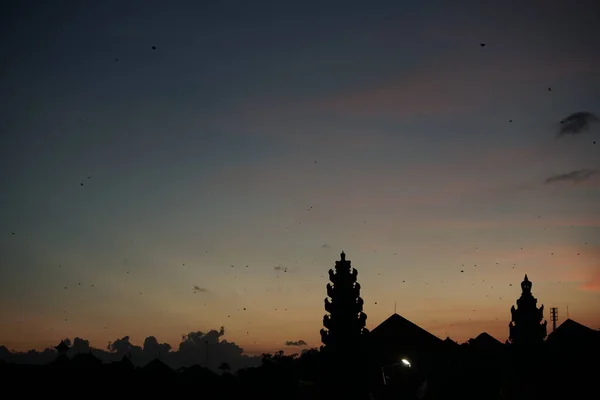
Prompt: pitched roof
<box><xmin>443</xmin><ymin>337</ymin><xmax>459</xmax><ymax>347</ymax></box>
<box><xmin>475</xmin><ymin>332</ymin><xmax>504</xmax><ymax>345</ymax></box>
<box><xmin>548</xmin><ymin>319</ymin><xmax>600</xmax><ymax>343</ymax></box>
<box><xmin>180</xmin><ymin>365</ymin><xmax>219</xmax><ymax>380</ymax></box>
<box><xmin>54</xmin><ymin>341</ymin><xmax>70</xmax><ymax>352</ymax></box>
<box><xmin>117</xmin><ymin>355</ymin><xmax>134</xmax><ymax>369</ymax></box>
<box><xmin>469</xmin><ymin>332</ymin><xmax>505</xmax><ymax>351</ymax></box>
<box><xmin>143</xmin><ymin>358</ymin><xmax>173</xmax><ymax>373</ymax></box>
<box><xmin>370</xmin><ymin>313</ymin><xmax>443</xmax><ymax>346</ymax></box>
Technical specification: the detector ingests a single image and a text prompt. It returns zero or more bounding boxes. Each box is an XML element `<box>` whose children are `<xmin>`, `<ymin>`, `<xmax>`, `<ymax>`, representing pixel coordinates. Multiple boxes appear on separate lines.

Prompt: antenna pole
<box><xmin>394</xmin><ymin>302</ymin><xmax>397</xmax><ymax>314</ymax></box>
<box><xmin>566</xmin><ymin>305</ymin><xmax>569</xmax><ymax>319</ymax></box>
<box><xmin>550</xmin><ymin>307</ymin><xmax>558</xmax><ymax>332</ymax></box>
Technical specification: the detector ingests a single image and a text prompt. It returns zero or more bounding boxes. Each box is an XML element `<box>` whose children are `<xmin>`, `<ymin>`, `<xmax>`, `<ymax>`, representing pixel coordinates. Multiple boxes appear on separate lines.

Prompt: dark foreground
<box><xmin>2</xmin><ymin>342</ymin><xmax>598</xmax><ymax>400</ymax></box>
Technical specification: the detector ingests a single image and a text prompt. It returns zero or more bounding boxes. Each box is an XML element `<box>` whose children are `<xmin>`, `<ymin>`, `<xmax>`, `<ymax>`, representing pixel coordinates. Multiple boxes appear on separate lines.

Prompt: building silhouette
<box><xmin>508</xmin><ymin>274</ymin><xmax>547</xmax><ymax>346</ymax></box>
<box><xmin>320</xmin><ymin>251</ymin><xmax>370</xmax><ymax>399</ymax></box>
<box><xmin>320</xmin><ymin>251</ymin><xmax>369</xmax><ymax>351</ymax></box>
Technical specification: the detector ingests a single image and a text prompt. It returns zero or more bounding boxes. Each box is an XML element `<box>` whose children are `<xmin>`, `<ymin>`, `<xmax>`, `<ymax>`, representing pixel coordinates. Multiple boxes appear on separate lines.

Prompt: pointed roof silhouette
<box><xmin>371</xmin><ymin>313</ymin><xmax>443</xmax><ymax>346</ymax></box>
<box><xmin>547</xmin><ymin>318</ymin><xmax>600</xmax><ymax>344</ymax></box>
<box><xmin>475</xmin><ymin>332</ymin><xmax>503</xmax><ymax>345</ymax></box>
<box><xmin>118</xmin><ymin>354</ymin><xmax>134</xmax><ymax>369</ymax></box>
<box><xmin>143</xmin><ymin>358</ymin><xmax>173</xmax><ymax>373</ymax></box>
<box><xmin>443</xmin><ymin>337</ymin><xmax>459</xmax><ymax>347</ymax></box>
<box><xmin>180</xmin><ymin>364</ymin><xmax>219</xmax><ymax>380</ymax></box>
<box><xmin>54</xmin><ymin>340</ymin><xmax>70</xmax><ymax>353</ymax></box>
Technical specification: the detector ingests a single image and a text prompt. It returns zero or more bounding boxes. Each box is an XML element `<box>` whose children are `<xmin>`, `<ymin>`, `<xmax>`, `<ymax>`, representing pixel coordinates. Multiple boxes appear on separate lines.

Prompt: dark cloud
<box><xmin>558</xmin><ymin>112</ymin><xmax>599</xmax><ymax>136</ymax></box>
<box><xmin>544</xmin><ymin>169</ymin><xmax>598</xmax><ymax>184</ymax></box>
<box><xmin>1</xmin><ymin>326</ymin><xmax>260</xmax><ymax>373</ymax></box>
<box><xmin>284</xmin><ymin>340</ymin><xmax>307</xmax><ymax>346</ymax></box>
<box><xmin>143</xmin><ymin>336</ymin><xmax>172</xmax><ymax>358</ymax></box>
<box><xmin>193</xmin><ymin>285</ymin><xmax>208</xmax><ymax>293</ymax></box>
<box><xmin>70</xmin><ymin>337</ymin><xmax>91</xmax><ymax>353</ymax></box>
<box><xmin>108</xmin><ymin>335</ymin><xmax>142</xmax><ymax>354</ymax></box>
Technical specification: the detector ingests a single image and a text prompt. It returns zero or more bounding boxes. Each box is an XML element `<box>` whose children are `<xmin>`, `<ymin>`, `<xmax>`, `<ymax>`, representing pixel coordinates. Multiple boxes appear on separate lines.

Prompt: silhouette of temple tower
<box><xmin>508</xmin><ymin>274</ymin><xmax>547</xmax><ymax>346</ymax></box>
<box><xmin>319</xmin><ymin>251</ymin><xmax>370</xmax><ymax>400</ymax></box>
<box><xmin>320</xmin><ymin>251</ymin><xmax>369</xmax><ymax>351</ymax></box>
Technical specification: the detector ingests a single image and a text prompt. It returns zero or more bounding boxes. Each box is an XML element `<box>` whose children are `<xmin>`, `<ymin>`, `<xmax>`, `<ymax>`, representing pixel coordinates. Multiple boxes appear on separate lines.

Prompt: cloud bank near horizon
<box><xmin>0</xmin><ymin>326</ymin><xmax>266</xmax><ymax>372</ymax></box>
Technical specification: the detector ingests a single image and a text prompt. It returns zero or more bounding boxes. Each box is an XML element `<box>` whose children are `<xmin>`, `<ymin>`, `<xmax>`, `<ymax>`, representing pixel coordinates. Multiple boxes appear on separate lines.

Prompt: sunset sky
<box><xmin>1</xmin><ymin>0</ymin><xmax>599</xmax><ymax>356</ymax></box>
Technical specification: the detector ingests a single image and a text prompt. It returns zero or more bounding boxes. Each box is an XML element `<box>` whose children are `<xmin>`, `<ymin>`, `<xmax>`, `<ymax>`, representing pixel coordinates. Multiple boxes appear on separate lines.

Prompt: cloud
<box><xmin>70</xmin><ymin>337</ymin><xmax>91</xmax><ymax>353</ymax></box>
<box><xmin>142</xmin><ymin>336</ymin><xmax>172</xmax><ymax>358</ymax></box>
<box><xmin>580</xmin><ymin>271</ymin><xmax>600</xmax><ymax>293</ymax></box>
<box><xmin>558</xmin><ymin>112</ymin><xmax>599</xmax><ymax>136</ymax></box>
<box><xmin>107</xmin><ymin>335</ymin><xmax>142</xmax><ymax>354</ymax></box>
<box><xmin>284</xmin><ymin>340</ymin><xmax>307</xmax><ymax>347</ymax></box>
<box><xmin>193</xmin><ymin>285</ymin><xmax>208</xmax><ymax>293</ymax></box>
<box><xmin>0</xmin><ymin>326</ymin><xmax>261</xmax><ymax>372</ymax></box>
<box><xmin>274</xmin><ymin>266</ymin><xmax>288</xmax><ymax>272</ymax></box>
<box><xmin>545</xmin><ymin>169</ymin><xmax>599</xmax><ymax>184</ymax></box>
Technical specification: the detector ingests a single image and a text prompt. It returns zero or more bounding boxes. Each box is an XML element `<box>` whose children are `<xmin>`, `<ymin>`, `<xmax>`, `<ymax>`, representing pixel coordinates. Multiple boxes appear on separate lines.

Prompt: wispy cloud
<box><xmin>558</xmin><ymin>112</ymin><xmax>599</xmax><ymax>136</ymax></box>
<box><xmin>545</xmin><ymin>169</ymin><xmax>598</xmax><ymax>184</ymax></box>
<box><xmin>284</xmin><ymin>340</ymin><xmax>307</xmax><ymax>346</ymax></box>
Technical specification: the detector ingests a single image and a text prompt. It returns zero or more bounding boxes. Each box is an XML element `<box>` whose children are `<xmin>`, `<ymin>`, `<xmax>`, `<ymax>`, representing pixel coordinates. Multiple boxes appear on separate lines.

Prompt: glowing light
<box><xmin>401</xmin><ymin>358</ymin><xmax>411</xmax><ymax>367</ymax></box>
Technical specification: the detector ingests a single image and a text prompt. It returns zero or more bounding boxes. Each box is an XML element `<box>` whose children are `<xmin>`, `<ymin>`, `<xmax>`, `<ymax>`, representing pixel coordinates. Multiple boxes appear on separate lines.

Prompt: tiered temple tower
<box><xmin>508</xmin><ymin>274</ymin><xmax>547</xmax><ymax>346</ymax></box>
<box><xmin>320</xmin><ymin>251</ymin><xmax>369</xmax><ymax>351</ymax></box>
<box><xmin>319</xmin><ymin>251</ymin><xmax>370</xmax><ymax>400</ymax></box>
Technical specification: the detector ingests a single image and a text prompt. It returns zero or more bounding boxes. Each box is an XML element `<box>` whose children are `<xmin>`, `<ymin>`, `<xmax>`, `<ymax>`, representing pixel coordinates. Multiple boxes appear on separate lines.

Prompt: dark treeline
<box><xmin>1</xmin><ymin>336</ymin><xmax>599</xmax><ymax>400</ymax></box>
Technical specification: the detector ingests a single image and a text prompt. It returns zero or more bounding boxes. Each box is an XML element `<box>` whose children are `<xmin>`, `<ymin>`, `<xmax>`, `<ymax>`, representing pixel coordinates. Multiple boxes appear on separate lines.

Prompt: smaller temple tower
<box><xmin>508</xmin><ymin>274</ymin><xmax>547</xmax><ymax>346</ymax></box>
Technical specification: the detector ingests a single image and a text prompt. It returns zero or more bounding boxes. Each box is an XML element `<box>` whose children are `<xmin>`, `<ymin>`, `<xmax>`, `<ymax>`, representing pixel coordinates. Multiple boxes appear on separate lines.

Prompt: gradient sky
<box><xmin>1</xmin><ymin>0</ymin><xmax>600</xmax><ymax>355</ymax></box>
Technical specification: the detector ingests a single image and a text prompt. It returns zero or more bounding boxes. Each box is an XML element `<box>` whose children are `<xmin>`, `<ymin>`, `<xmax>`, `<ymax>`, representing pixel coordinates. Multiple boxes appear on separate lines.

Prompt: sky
<box><xmin>1</xmin><ymin>0</ymin><xmax>600</xmax><ymax>357</ymax></box>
